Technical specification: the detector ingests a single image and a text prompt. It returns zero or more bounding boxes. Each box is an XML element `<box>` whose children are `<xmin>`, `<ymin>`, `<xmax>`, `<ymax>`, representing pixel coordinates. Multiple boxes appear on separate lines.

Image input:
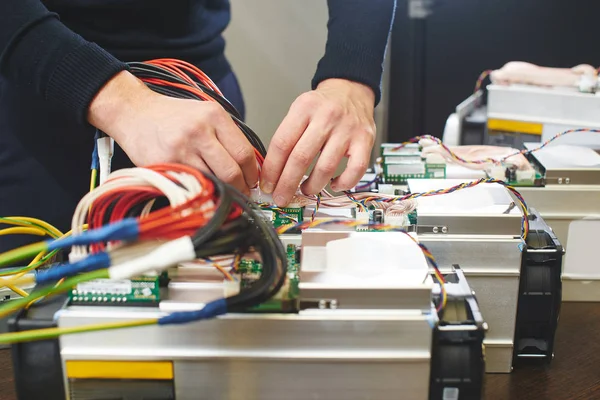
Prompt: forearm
<box><xmin>312</xmin><ymin>0</ymin><xmax>397</xmax><ymax>105</ymax></box>
<box><xmin>0</xmin><ymin>0</ymin><xmax>127</xmax><ymax>124</ymax></box>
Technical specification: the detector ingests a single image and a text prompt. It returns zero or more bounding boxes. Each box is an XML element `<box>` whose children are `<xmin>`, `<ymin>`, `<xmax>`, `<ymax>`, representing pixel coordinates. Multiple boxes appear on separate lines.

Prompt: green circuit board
<box><xmin>68</xmin><ymin>275</ymin><xmax>161</xmax><ymax>306</ymax></box>
<box><xmin>237</xmin><ymin>244</ymin><xmax>300</xmax><ymax>313</ymax></box>
<box><xmin>258</xmin><ymin>206</ymin><xmax>304</xmax><ymax>229</ymax></box>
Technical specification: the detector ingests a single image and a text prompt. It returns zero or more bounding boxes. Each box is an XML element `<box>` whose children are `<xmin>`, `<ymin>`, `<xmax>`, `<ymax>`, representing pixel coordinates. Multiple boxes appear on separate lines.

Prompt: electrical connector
<box><xmin>97</xmin><ymin>135</ymin><xmax>114</xmax><ymax>186</ymax></box>
<box><xmin>108</xmin><ymin>236</ymin><xmax>196</xmax><ymax>280</ymax></box>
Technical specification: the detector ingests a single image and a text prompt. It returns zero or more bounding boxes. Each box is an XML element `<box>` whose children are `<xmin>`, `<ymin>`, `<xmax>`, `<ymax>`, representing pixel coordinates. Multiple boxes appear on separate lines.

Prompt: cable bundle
<box><xmin>127</xmin><ymin>59</ymin><xmax>266</xmax><ymax>167</ymax></box>
<box><xmin>0</xmin><ymin>164</ymin><xmax>287</xmax><ymax>342</ymax></box>
<box><xmin>394</xmin><ymin>128</ymin><xmax>600</xmax><ymax>168</ymax></box>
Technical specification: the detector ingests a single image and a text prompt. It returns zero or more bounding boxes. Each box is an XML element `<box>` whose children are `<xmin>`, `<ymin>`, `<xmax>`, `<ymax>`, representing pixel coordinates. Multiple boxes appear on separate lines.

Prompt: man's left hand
<box><xmin>260</xmin><ymin>78</ymin><xmax>376</xmax><ymax>207</ymax></box>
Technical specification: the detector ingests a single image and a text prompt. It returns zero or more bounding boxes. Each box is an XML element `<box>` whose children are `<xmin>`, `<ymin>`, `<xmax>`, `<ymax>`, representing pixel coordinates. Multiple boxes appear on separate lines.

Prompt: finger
<box><xmin>185</xmin><ymin>155</ymin><xmax>210</xmax><ymax>174</ymax></box>
<box><xmin>207</xmin><ymin>105</ymin><xmax>259</xmax><ymax>189</ymax></box>
<box><xmin>300</xmin><ymin>135</ymin><xmax>349</xmax><ymax>196</ymax></box>
<box><xmin>330</xmin><ymin>139</ymin><xmax>371</xmax><ymax>192</ymax></box>
<box><xmin>199</xmin><ymin>135</ymin><xmax>249</xmax><ymax>195</ymax></box>
<box><xmin>261</xmin><ymin>103</ymin><xmax>311</xmax><ymax>194</ymax></box>
<box><xmin>272</xmin><ymin>122</ymin><xmax>329</xmax><ymax>206</ymax></box>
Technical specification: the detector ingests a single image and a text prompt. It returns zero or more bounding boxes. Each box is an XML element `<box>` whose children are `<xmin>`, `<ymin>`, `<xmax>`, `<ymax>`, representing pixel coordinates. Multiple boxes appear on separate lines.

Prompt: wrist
<box><xmin>316</xmin><ymin>78</ymin><xmax>375</xmax><ymax>105</ymax></box>
<box><xmin>87</xmin><ymin>71</ymin><xmax>154</xmax><ymax>140</ymax></box>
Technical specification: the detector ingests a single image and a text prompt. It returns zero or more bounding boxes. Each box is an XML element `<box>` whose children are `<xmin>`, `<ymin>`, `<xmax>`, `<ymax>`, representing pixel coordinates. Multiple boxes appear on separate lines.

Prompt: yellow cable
<box><xmin>29</xmin><ymin>250</ymin><xmax>47</xmax><ymax>266</ymax></box>
<box><xmin>90</xmin><ymin>169</ymin><xmax>98</xmax><ymax>192</ymax></box>
<box><xmin>0</xmin><ymin>227</ymin><xmax>48</xmax><ymax>237</ymax></box>
<box><xmin>3</xmin><ymin>217</ymin><xmax>63</xmax><ymax>238</ymax></box>
<box><xmin>0</xmin><ymin>318</ymin><xmax>158</xmax><ymax>345</ymax></box>
<box><xmin>0</xmin><ymin>275</ymin><xmax>36</xmax><ymax>291</ymax></box>
<box><xmin>6</xmin><ymin>285</ymin><xmax>29</xmax><ymax>298</ymax></box>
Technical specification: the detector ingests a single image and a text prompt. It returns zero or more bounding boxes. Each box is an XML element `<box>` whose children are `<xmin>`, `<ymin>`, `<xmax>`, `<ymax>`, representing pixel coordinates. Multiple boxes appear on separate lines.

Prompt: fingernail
<box><xmin>262</xmin><ymin>182</ymin><xmax>274</xmax><ymax>194</ymax></box>
<box><xmin>274</xmin><ymin>194</ymin><xmax>286</xmax><ymax>207</ymax></box>
<box><xmin>251</xmin><ymin>181</ymin><xmax>259</xmax><ymax>189</ymax></box>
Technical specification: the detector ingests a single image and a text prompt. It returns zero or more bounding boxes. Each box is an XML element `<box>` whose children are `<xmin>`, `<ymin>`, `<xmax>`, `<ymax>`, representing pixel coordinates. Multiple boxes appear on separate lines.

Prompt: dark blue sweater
<box><xmin>0</xmin><ymin>0</ymin><xmax>396</xmax><ymax>125</ymax></box>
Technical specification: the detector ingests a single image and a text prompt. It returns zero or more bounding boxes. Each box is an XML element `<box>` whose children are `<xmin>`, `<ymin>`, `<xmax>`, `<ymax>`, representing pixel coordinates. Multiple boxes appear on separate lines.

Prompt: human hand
<box><xmin>260</xmin><ymin>78</ymin><xmax>376</xmax><ymax>206</ymax></box>
<box><xmin>88</xmin><ymin>71</ymin><xmax>258</xmax><ymax>194</ymax></box>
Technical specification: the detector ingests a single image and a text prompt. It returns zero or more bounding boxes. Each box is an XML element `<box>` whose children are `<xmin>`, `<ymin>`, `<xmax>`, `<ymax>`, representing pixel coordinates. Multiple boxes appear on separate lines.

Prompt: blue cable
<box><xmin>158</xmin><ymin>299</ymin><xmax>227</xmax><ymax>325</ymax></box>
<box><xmin>91</xmin><ymin>130</ymin><xmax>100</xmax><ymax>170</ymax></box>
<box><xmin>36</xmin><ymin>252</ymin><xmax>111</xmax><ymax>286</ymax></box>
<box><xmin>46</xmin><ymin>219</ymin><xmax>140</xmax><ymax>251</ymax></box>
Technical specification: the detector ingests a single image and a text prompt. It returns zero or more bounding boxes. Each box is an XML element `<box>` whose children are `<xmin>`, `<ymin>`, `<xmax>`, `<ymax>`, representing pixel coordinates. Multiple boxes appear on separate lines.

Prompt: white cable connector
<box><xmin>108</xmin><ymin>236</ymin><xmax>196</xmax><ymax>280</ymax></box>
<box><xmin>97</xmin><ymin>136</ymin><xmax>114</xmax><ymax>186</ymax></box>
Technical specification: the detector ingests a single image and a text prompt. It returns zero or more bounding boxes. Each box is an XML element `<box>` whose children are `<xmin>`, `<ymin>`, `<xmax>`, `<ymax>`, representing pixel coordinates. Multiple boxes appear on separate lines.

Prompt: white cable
<box><xmin>97</xmin><ymin>136</ymin><xmax>114</xmax><ymax>186</ymax></box>
<box><xmin>70</xmin><ymin>168</ymin><xmax>204</xmax><ymax>259</ymax></box>
<box><xmin>140</xmin><ymin>200</ymin><xmax>155</xmax><ymax>217</ymax></box>
<box><xmin>108</xmin><ymin>239</ymin><xmax>168</xmax><ymax>265</ymax></box>
<box><xmin>108</xmin><ymin>236</ymin><xmax>196</xmax><ymax>280</ymax></box>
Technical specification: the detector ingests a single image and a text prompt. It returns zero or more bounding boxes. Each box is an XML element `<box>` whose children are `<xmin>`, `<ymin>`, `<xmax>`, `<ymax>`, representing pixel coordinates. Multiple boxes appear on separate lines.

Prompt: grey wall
<box><xmin>224</xmin><ymin>0</ymin><xmax>389</xmax><ymax>163</ymax></box>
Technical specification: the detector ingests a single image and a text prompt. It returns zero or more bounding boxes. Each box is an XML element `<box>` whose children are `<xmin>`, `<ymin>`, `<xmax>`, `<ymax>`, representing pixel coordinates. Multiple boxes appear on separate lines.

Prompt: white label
<box><xmin>259</xmin><ymin>210</ymin><xmax>274</xmax><ymax>221</ymax></box>
<box><xmin>76</xmin><ymin>279</ymin><xmax>132</xmax><ymax>295</ymax></box>
<box><xmin>443</xmin><ymin>387</ymin><xmax>459</xmax><ymax>400</ymax></box>
<box><xmin>384</xmin><ymin>155</ymin><xmax>422</xmax><ymax>163</ymax></box>
<box><xmin>387</xmin><ymin>163</ymin><xmax>426</xmax><ymax>175</ymax></box>
<box><xmin>432</xmin><ymin>170</ymin><xmax>445</xmax><ymax>178</ymax></box>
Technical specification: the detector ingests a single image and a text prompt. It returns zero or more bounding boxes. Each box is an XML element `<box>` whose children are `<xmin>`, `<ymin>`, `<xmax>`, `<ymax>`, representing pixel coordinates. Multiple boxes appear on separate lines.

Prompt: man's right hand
<box><xmin>87</xmin><ymin>71</ymin><xmax>258</xmax><ymax>194</ymax></box>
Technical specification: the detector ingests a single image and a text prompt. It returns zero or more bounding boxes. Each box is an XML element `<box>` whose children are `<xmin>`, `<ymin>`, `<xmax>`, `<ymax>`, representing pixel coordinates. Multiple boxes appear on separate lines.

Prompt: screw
<box><xmin>433</xmin><ymin>226</ymin><xmax>439</xmax><ymax>234</ymax></box>
<box><xmin>330</xmin><ymin>300</ymin><xmax>338</xmax><ymax>309</ymax></box>
<box><xmin>565</xmin><ymin>178</ymin><xmax>570</xmax><ymax>184</ymax></box>
<box><xmin>558</xmin><ymin>178</ymin><xmax>563</xmax><ymax>184</ymax></box>
<box><xmin>318</xmin><ymin>300</ymin><xmax>326</xmax><ymax>309</ymax></box>
<box><xmin>441</xmin><ymin>226</ymin><xmax>448</xmax><ymax>234</ymax></box>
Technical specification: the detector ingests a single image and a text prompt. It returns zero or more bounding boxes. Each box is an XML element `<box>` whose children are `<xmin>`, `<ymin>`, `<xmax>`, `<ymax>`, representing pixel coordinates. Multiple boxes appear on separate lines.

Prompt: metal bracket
<box><xmin>417</xmin><ymin>225</ymin><xmax>449</xmax><ymax>235</ymax></box>
<box><xmin>299</xmin><ymin>299</ymin><xmax>339</xmax><ymax>310</ymax></box>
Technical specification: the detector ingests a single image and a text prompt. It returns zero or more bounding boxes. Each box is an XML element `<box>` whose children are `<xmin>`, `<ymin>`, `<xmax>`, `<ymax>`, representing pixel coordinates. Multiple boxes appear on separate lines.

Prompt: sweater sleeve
<box><xmin>0</xmin><ymin>0</ymin><xmax>127</xmax><ymax>125</ymax></box>
<box><xmin>311</xmin><ymin>0</ymin><xmax>397</xmax><ymax>106</ymax></box>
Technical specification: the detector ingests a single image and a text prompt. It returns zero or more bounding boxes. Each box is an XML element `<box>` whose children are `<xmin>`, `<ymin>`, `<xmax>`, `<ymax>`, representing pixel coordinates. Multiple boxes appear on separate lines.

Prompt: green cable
<box><xmin>0</xmin><ymin>269</ymin><xmax>109</xmax><ymax>319</ymax></box>
<box><xmin>0</xmin><ymin>242</ymin><xmax>48</xmax><ymax>269</ymax></box>
<box><xmin>0</xmin><ymin>218</ymin><xmax>60</xmax><ymax>239</ymax></box>
<box><xmin>0</xmin><ymin>318</ymin><xmax>158</xmax><ymax>345</ymax></box>
<box><xmin>0</xmin><ymin>249</ymin><xmax>60</xmax><ymax>277</ymax></box>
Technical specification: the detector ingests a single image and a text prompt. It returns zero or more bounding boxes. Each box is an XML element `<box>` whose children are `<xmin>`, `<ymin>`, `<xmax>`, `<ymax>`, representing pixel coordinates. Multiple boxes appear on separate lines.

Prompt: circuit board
<box><xmin>380</xmin><ymin>143</ymin><xmax>446</xmax><ymax>184</ymax></box>
<box><xmin>259</xmin><ymin>206</ymin><xmax>304</xmax><ymax>229</ymax></box>
<box><xmin>237</xmin><ymin>244</ymin><xmax>300</xmax><ymax>313</ymax></box>
<box><xmin>68</xmin><ymin>275</ymin><xmax>161</xmax><ymax>306</ymax></box>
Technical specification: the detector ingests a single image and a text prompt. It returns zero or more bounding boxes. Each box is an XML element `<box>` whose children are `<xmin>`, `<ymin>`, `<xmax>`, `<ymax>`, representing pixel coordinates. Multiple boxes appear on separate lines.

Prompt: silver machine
<box><xmin>443</xmin><ymin>83</ymin><xmax>600</xmax><ymax>301</ymax></box>
<box><xmin>10</xmin><ymin>230</ymin><xmax>486</xmax><ymax>400</ymax></box>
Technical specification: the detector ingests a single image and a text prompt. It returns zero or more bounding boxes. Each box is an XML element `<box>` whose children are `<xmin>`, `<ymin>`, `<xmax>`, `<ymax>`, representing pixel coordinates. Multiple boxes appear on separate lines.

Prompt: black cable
<box><xmin>193</xmin><ymin>173</ymin><xmax>286</xmax><ymax>312</ymax></box>
<box><xmin>190</xmin><ymin>173</ymin><xmax>233</xmax><ymax>250</ymax></box>
<box><xmin>127</xmin><ymin>61</ymin><xmax>268</xmax><ymax>157</ymax></box>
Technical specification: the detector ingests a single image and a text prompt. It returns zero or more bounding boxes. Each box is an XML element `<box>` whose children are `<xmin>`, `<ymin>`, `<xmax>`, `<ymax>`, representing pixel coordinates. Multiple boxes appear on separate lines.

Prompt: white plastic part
<box><xmin>442</xmin><ymin>113</ymin><xmax>460</xmax><ymax>146</ymax></box>
<box><xmin>418</xmin><ymin>138</ymin><xmax>438</xmax><ymax>148</ymax></box>
<box><xmin>250</xmin><ymin>187</ymin><xmax>273</xmax><ymax>204</ymax></box>
<box><xmin>384</xmin><ymin>214</ymin><xmax>408</xmax><ymax>227</ymax></box>
<box><xmin>578</xmin><ymin>74</ymin><xmax>598</xmax><ymax>93</ymax></box>
<box><xmin>109</xmin><ymin>240</ymin><xmax>168</xmax><ymax>265</ymax></box>
<box><xmin>223</xmin><ymin>280</ymin><xmax>241</xmax><ymax>297</ymax></box>
<box><xmin>355</xmin><ymin>211</ymin><xmax>370</xmax><ymax>224</ymax></box>
<box><xmin>68</xmin><ymin>251</ymin><xmax>88</xmax><ymax>264</ymax></box>
<box><xmin>108</xmin><ymin>236</ymin><xmax>196</xmax><ymax>280</ymax></box>
<box><xmin>488</xmin><ymin>165</ymin><xmax>506</xmax><ymax>180</ymax></box>
<box><xmin>316</xmin><ymin>232</ymin><xmax>429</xmax><ymax>286</ymax></box>
<box><xmin>515</xmin><ymin>168</ymin><xmax>535</xmax><ymax>183</ymax></box>
<box><xmin>425</xmin><ymin>152</ymin><xmax>447</xmax><ymax>165</ymax></box>
<box><xmin>378</xmin><ymin>184</ymin><xmax>395</xmax><ymax>195</ymax></box>
<box><xmin>97</xmin><ymin>136</ymin><xmax>115</xmax><ymax>185</ymax></box>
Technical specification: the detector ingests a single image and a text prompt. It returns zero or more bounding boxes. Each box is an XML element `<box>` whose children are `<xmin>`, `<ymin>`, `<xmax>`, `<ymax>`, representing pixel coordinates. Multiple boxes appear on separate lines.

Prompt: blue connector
<box><xmin>36</xmin><ymin>252</ymin><xmax>111</xmax><ymax>286</ymax></box>
<box><xmin>158</xmin><ymin>299</ymin><xmax>227</xmax><ymax>325</ymax></box>
<box><xmin>47</xmin><ymin>219</ymin><xmax>140</xmax><ymax>251</ymax></box>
